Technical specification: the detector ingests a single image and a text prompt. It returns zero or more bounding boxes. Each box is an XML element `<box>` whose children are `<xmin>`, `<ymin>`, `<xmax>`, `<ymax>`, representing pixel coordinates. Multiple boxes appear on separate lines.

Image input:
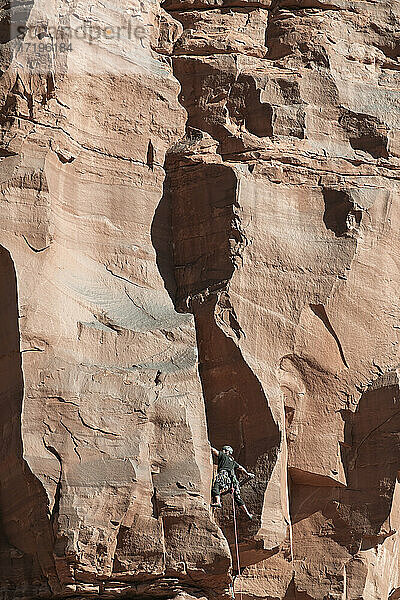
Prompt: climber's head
<box><xmin>222</xmin><ymin>445</ymin><xmax>234</xmax><ymax>455</ymax></box>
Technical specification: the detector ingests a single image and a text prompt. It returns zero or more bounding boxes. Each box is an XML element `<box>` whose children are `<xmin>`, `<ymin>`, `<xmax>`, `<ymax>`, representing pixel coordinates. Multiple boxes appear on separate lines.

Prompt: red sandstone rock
<box><xmin>0</xmin><ymin>0</ymin><xmax>399</xmax><ymax>598</ymax></box>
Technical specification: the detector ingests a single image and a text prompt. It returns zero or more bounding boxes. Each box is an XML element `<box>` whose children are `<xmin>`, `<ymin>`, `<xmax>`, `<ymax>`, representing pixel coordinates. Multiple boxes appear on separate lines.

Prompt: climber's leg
<box><xmin>240</xmin><ymin>503</ymin><xmax>253</xmax><ymax>520</ymax></box>
<box><xmin>232</xmin><ymin>476</ymin><xmax>253</xmax><ymax>519</ymax></box>
<box><xmin>211</xmin><ymin>495</ymin><xmax>222</xmax><ymax>507</ymax></box>
<box><xmin>211</xmin><ymin>474</ymin><xmax>223</xmax><ymax>507</ymax></box>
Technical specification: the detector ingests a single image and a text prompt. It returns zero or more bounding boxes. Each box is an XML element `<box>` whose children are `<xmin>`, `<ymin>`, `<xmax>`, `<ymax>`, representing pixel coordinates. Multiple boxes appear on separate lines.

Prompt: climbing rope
<box><xmin>231</xmin><ymin>488</ymin><xmax>242</xmax><ymax>600</ymax></box>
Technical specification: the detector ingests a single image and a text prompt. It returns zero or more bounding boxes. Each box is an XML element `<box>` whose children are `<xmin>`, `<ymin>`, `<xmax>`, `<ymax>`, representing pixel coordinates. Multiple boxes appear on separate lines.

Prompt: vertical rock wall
<box><xmin>0</xmin><ymin>0</ymin><xmax>399</xmax><ymax>598</ymax></box>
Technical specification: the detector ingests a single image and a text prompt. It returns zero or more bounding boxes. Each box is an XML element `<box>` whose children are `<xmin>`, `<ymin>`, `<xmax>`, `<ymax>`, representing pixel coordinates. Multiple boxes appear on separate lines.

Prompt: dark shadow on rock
<box><xmin>0</xmin><ymin>1</ymin><xmax>34</xmax><ymax>44</ymax></box>
<box><xmin>310</xmin><ymin>303</ymin><xmax>349</xmax><ymax>367</ymax></box>
<box><xmin>339</xmin><ymin>109</ymin><xmax>389</xmax><ymax>159</ymax></box>
<box><xmin>193</xmin><ymin>296</ymin><xmax>281</xmax><ymax>560</ymax></box>
<box><xmin>150</xmin><ymin>153</ymin><xmax>177</xmax><ymax>304</ymax></box>
<box><xmin>322</xmin><ymin>188</ymin><xmax>362</xmax><ymax>238</ymax></box>
<box><xmin>0</xmin><ymin>245</ymin><xmax>58</xmax><ymax>595</ymax></box>
<box><xmin>151</xmin><ymin>152</ymin><xmax>240</xmax><ymax>309</ymax></box>
<box><xmin>0</xmin><ymin>1</ymin><xmax>34</xmax><ymax>75</ymax></box>
<box><xmin>290</xmin><ymin>371</ymin><xmax>400</xmax><ymax>556</ymax></box>
<box><xmin>283</xmin><ymin>577</ymin><xmax>314</xmax><ymax>600</ymax></box>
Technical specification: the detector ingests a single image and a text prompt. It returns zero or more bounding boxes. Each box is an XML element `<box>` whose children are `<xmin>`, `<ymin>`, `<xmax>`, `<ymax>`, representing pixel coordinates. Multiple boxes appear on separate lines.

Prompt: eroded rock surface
<box><xmin>0</xmin><ymin>0</ymin><xmax>399</xmax><ymax>598</ymax></box>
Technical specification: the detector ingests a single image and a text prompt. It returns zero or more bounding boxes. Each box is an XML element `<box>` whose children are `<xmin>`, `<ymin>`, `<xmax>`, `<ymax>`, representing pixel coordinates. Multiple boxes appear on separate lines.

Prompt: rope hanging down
<box><xmin>231</xmin><ymin>487</ymin><xmax>242</xmax><ymax>600</ymax></box>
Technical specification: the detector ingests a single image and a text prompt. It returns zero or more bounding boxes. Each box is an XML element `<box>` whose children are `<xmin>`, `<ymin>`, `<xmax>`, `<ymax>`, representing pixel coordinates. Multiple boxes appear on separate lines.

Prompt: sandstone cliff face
<box><xmin>0</xmin><ymin>0</ymin><xmax>399</xmax><ymax>598</ymax></box>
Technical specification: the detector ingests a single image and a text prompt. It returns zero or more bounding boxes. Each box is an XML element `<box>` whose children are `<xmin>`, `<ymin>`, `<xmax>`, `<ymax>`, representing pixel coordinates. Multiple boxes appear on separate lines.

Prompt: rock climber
<box><xmin>210</xmin><ymin>445</ymin><xmax>255</xmax><ymax>519</ymax></box>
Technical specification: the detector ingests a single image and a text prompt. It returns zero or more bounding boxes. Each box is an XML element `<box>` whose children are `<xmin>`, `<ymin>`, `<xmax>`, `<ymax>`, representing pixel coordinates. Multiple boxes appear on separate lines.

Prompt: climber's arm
<box><xmin>211</xmin><ymin>447</ymin><xmax>219</xmax><ymax>457</ymax></box>
<box><xmin>237</xmin><ymin>464</ymin><xmax>255</xmax><ymax>478</ymax></box>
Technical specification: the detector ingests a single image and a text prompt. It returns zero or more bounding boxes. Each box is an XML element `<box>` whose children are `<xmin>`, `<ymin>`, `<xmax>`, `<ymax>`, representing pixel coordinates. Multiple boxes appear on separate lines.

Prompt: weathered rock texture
<box><xmin>0</xmin><ymin>0</ymin><xmax>399</xmax><ymax>598</ymax></box>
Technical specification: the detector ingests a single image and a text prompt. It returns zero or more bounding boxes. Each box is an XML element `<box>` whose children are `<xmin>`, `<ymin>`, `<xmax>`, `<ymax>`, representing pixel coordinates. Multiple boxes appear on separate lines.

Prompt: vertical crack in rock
<box><xmin>147</xmin><ymin>140</ymin><xmax>155</xmax><ymax>171</ymax></box>
<box><xmin>153</xmin><ymin>148</ymin><xmax>281</xmax><ymax>566</ymax></box>
<box><xmin>42</xmin><ymin>440</ymin><xmax>62</xmax><ymax>524</ymax></box>
<box><xmin>194</xmin><ymin>297</ymin><xmax>280</xmax><ymax>468</ymax></box>
<box><xmin>0</xmin><ymin>245</ymin><xmax>59</xmax><ymax>594</ymax></box>
<box><xmin>153</xmin><ymin>0</ymin><xmax>287</xmax><ymax>575</ymax></box>
<box><xmin>151</xmin><ymin>487</ymin><xmax>159</xmax><ymax>519</ymax></box>
<box><xmin>193</xmin><ymin>296</ymin><xmax>281</xmax><ymax>562</ymax></box>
